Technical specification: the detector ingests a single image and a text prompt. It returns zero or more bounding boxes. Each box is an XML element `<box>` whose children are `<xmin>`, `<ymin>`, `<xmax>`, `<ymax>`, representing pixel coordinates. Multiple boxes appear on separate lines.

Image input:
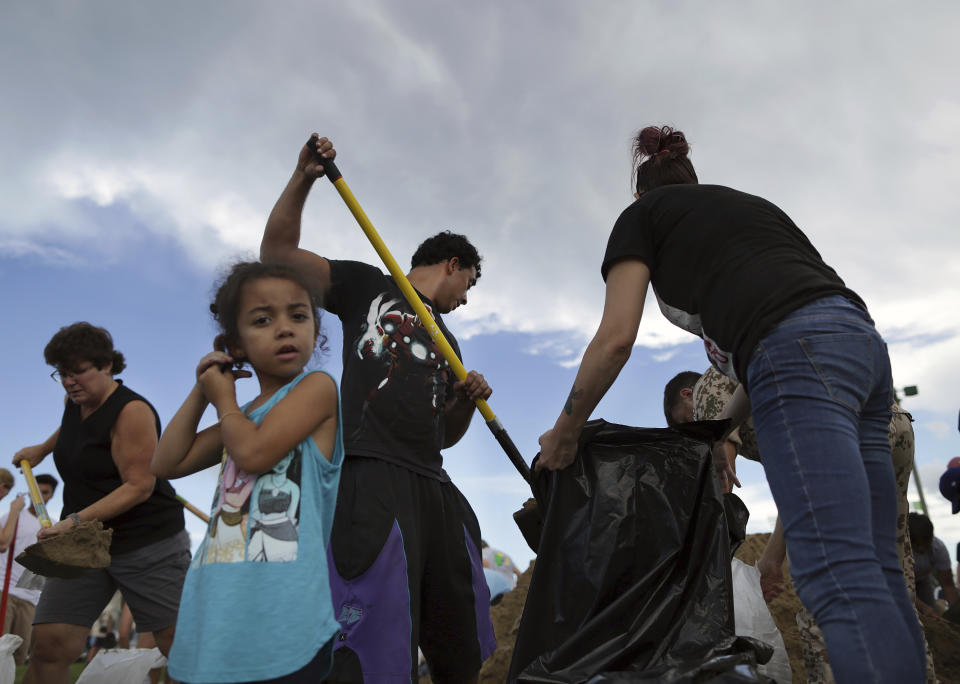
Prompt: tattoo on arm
<box><xmin>564</xmin><ymin>387</ymin><xmax>583</xmax><ymax>416</ymax></box>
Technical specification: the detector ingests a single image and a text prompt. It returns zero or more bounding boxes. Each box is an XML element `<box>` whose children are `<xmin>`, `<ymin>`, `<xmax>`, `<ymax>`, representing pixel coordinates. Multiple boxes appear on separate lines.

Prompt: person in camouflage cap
<box><xmin>677</xmin><ymin>369</ymin><xmax>935</xmax><ymax>683</ymax></box>
<box><xmin>663</xmin><ymin>368</ymin><xmax>754</xmax><ymax>494</ymax></box>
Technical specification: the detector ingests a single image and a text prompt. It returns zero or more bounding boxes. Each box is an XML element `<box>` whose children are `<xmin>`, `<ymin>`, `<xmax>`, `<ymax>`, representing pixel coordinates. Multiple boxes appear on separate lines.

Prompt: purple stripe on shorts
<box><xmin>463</xmin><ymin>525</ymin><xmax>497</xmax><ymax>660</ymax></box>
<box><xmin>327</xmin><ymin>521</ymin><xmax>412</xmax><ymax>679</ymax></box>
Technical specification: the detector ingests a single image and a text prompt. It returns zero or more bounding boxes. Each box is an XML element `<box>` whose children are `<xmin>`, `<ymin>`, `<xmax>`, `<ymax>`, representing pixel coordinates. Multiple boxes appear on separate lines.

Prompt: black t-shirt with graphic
<box><xmin>326</xmin><ymin>260</ymin><xmax>460</xmax><ymax>480</ymax></box>
<box><xmin>601</xmin><ymin>184</ymin><xmax>864</xmax><ymax>385</ymax></box>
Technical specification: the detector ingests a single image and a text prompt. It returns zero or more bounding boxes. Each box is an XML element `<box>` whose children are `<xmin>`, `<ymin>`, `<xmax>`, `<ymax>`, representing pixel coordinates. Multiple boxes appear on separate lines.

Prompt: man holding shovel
<box><xmin>0</xmin><ymin>473</ymin><xmax>55</xmax><ymax>665</ymax></box>
<box><xmin>261</xmin><ymin>135</ymin><xmax>496</xmax><ymax>684</ymax></box>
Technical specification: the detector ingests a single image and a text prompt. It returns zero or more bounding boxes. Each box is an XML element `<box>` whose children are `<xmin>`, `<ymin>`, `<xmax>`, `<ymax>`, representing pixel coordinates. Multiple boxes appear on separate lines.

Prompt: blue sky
<box><xmin>2</xmin><ymin>2</ymin><xmax>959</xmax><ymax>571</ymax></box>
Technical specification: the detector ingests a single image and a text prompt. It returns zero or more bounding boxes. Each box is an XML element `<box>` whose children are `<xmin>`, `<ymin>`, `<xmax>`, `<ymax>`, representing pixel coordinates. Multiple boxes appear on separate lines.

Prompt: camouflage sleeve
<box><xmin>692</xmin><ymin>367</ymin><xmax>761</xmax><ymax>462</ymax></box>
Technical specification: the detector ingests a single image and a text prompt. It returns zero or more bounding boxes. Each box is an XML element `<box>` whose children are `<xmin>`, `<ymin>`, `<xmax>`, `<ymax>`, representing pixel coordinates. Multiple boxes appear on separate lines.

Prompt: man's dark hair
<box><xmin>411</xmin><ymin>231</ymin><xmax>482</xmax><ymax>279</ymax></box>
<box><xmin>36</xmin><ymin>474</ymin><xmax>59</xmax><ymax>492</ymax></box>
<box><xmin>908</xmin><ymin>512</ymin><xmax>934</xmax><ymax>544</ymax></box>
<box><xmin>663</xmin><ymin>371</ymin><xmax>702</xmax><ymax>428</ymax></box>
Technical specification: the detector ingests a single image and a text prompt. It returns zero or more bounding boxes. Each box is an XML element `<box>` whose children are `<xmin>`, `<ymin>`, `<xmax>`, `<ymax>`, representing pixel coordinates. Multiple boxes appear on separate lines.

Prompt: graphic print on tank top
<box><xmin>194</xmin><ymin>448</ymin><xmax>303</xmax><ymax>566</ymax></box>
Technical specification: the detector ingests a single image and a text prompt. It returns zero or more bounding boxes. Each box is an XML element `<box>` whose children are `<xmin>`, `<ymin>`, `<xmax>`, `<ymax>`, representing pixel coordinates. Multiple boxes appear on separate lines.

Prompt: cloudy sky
<box><xmin>2</xmin><ymin>2</ymin><xmax>959</xmax><ymax>571</ymax></box>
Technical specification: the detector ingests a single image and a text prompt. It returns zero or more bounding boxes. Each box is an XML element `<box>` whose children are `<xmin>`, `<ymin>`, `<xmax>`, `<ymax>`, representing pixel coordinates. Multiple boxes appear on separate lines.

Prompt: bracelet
<box><xmin>218</xmin><ymin>410</ymin><xmax>246</xmax><ymax>424</ymax></box>
<box><xmin>69</xmin><ymin>512</ymin><xmax>82</xmax><ymax>526</ymax></box>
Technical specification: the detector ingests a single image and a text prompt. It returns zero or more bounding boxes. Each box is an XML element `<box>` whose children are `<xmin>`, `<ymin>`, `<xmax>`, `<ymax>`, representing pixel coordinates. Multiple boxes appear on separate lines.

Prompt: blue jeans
<box><xmin>746</xmin><ymin>296</ymin><xmax>924</xmax><ymax>683</ymax></box>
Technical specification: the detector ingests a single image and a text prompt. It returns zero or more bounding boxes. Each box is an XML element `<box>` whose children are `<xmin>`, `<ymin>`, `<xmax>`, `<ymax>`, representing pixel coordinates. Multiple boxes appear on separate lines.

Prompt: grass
<box><xmin>14</xmin><ymin>662</ymin><xmax>86</xmax><ymax>683</ymax></box>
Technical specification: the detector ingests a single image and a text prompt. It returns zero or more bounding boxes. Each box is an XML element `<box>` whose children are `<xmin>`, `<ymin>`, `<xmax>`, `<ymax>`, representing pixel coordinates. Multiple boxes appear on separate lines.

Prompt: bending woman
<box><xmin>13</xmin><ymin>322</ymin><xmax>188</xmax><ymax>684</ymax></box>
<box><xmin>537</xmin><ymin>126</ymin><xmax>924</xmax><ymax>683</ymax></box>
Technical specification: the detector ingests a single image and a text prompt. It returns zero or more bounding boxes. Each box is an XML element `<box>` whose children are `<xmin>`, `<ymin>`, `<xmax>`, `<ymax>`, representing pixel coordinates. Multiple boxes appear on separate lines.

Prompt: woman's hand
<box><xmin>37</xmin><ymin>516</ymin><xmax>77</xmax><ymax>541</ymax></box>
<box><xmin>536</xmin><ymin>427</ymin><xmax>579</xmax><ymax>471</ymax></box>
<box><xmin>13</xmin><ymin>445</ymin><xmax>46</xmax><ymax>469</ymax></box>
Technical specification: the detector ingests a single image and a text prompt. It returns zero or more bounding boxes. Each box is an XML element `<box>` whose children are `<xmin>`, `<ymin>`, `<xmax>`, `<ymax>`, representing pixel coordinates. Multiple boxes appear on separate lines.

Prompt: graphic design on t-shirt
<box><xmin>196</xmin><ymin>449</ymin><xmax>302</xmax><ymax>565</ymax></box>
<box><xmin>654</xmin><ymin>289</ymin><xmax>703</xmax><ymax>337</ymax></box>
<box><xmin>703</xmin><ymin>333</ymin><xmax>736</xmax><ymax>380</ymax></box>
<box><xmin>355</xmin><ymin>291</ymin><xmax>452</xmax><ymax>413</ymax></box>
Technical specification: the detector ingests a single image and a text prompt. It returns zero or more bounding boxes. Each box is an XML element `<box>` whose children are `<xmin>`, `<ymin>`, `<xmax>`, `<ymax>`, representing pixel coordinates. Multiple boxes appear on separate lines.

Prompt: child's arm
<box><xmin>153</xmin><ymin>350</ymin><xmax>249</xmax><ymax>479</ymax></box>
<box><xmin>211</xmin><ymin>372</ymin><xmax>337</xmax><ymax>474</ymax></box>
<box><xmin>153</xmin><ymin>384</ymin><xmax>225</xmax><ymax>479</ymax></box>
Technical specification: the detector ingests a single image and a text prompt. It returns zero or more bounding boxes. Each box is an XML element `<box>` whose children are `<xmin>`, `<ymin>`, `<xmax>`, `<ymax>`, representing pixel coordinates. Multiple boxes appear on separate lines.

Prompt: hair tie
<box><xmin>657</xmin><ymin>149</ymin><xmax>672</xmax><ymax>158</ymax></box>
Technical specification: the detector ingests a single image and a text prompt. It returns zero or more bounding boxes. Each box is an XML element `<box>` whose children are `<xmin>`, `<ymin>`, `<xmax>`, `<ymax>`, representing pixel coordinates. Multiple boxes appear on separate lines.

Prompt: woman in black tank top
<box><xmin>13</xmin><ymin>322</ymin><xmax>187</xmax><ymax>682</ymax></box>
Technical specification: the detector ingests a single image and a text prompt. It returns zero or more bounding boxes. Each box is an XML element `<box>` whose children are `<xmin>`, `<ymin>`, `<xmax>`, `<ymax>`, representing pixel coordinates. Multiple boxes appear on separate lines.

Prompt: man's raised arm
<box><xmin>260</xmin><ymin>134</ymin><xmax>336</xmax><ymax>293</ymax></box>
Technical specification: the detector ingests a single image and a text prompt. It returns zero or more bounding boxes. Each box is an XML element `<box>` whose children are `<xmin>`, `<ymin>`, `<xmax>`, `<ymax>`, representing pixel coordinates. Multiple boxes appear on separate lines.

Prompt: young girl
<box><xmin>153</xmin><ymin>262</ymin><xmax>343</xmax><ymax>683</ymax></box>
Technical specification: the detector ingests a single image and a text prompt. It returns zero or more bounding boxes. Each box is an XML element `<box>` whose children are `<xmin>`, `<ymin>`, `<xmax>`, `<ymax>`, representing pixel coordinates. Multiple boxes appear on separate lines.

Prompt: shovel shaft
<box><xmin>0</xmin><ymin>515</ymin><xmax>16</xmax><ymax>629</ymax></box>
<box><xmin>314</xmin><ymin>149</ymin><xmax>532</xmax><ymax>485</ymax></box>
<box><xmin>20</xmin><ymin>461</ymin><xmax>51</xmax><ymax>527</ymax></box>
<box><xmin>176</xmin><ymin>495</ymin><xmax>211</xmax><ymax>524</ymax></box>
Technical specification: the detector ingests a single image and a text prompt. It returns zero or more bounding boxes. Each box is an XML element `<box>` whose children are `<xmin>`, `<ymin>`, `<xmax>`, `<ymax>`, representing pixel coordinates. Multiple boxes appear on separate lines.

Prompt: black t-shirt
<box><xmin>601</xmin><ymin>184</ymin><xmax>864</xmax><ymax>384</ymax></box>
<box><xmin>326</xmin><ymin>260</ymin><xmax>461</xmax><ymax>480</ymax></box>
<box><xmin>53</xmin><ymin>382</ymin><xmax>185</xmax><ymax>554</ymax></box>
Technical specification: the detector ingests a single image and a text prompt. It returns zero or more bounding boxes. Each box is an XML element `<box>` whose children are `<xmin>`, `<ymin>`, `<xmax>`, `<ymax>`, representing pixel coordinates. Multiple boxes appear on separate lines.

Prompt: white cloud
<box><xmin>2</xmin><ymin>1</ymin><xmax>958</xmax><ymax>414</ymax></box>
<box><xmin>922</xmin><ymin>422</ymin><xmax>953</xmax><ymax>441</ymax></box>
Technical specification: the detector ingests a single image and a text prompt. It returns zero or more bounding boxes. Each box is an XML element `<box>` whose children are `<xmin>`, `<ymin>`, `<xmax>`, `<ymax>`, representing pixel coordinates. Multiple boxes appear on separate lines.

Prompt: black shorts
<box><xmin>34</xmin><ymin>530</ymin><xmax>190</xmax><ymax>634</ymax></box>
<box><xmin>325</xmin><ymin>457</ymin><xmax>495</xmax><ymax>683</ymax></box>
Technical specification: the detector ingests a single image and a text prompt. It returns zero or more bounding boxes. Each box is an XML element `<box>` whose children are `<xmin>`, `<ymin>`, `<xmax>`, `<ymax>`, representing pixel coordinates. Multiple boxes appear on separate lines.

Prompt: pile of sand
<box><xmin>15</xmin><ymin>520</ymin><xmax>112</xmax><ymax>578</ymax></box>
<box><xmin>422</xmin><ymin>533</ymin><xmax>960</xmax><ymax>683</ymax></box>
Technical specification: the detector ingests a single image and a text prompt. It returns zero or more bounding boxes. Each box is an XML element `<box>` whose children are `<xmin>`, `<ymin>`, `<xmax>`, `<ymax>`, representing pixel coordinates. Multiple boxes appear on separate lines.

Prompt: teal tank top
<box><xmin>168</xmin><ymin>370</ymin><xmax>343</xmax><ymax>682</ymax></box>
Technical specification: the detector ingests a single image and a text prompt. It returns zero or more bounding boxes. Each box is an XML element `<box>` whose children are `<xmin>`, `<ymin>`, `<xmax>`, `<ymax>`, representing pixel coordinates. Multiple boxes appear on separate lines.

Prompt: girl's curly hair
<box><xmin>210</xmin><ymin>261</ymin><xmax>327</xmax><ymax>367</ymax></box>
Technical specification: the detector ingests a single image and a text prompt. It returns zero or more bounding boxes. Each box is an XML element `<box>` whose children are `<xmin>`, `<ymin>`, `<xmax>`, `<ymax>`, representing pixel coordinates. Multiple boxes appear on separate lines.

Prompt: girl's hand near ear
<box><xmin>196</xmin><ymin>351</ymin><xmax>235</xmax><ymax>383</ymax></box>
<box><xmin>195</xmin><ymin>351</ymin><xmax>251</xmax><ymax>404</ymax></box>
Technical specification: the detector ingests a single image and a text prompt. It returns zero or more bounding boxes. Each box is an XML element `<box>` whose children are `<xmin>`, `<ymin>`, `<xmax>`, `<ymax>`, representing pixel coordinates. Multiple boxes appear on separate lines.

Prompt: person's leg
<box><xmin>419</xmin><ymin>481</ymin><xmax>495</xmax><ymax>684</ymax></box>
<box><xmin>796</xmin><ymin>606</ymin><xmax>834</xmax><ymax>684</ymax></box>
<box><xmin>747</xmin><ymin>299</ymin><xmax>923</xmax><ymax>683</ymax></box>
<box><xmin>117</xmin><ymin>601</ymin><xmax>133</xmax><ymax>649</ymax></box>
<box><xmin>112</xmin><ymin>530</ymin><xmax>191</xmax><ymax>658</ymax></box>
<box><xmin>85</xmin><ymin>641</ymin><xmax>100</xmax><ymax>664</ymax></box>
<box><xmin>25</xmin><ymin>569</ymin><xmax>116</xmax><ymax>683</ymax></box>
<box><xmin>23</xmin><ymin>623</ymin><xmax>90</xmax><ymax>684</ymax></box>
<box><xmin>859</xmin><ymin>361</ymin><xmax>926</xmax><ymax>667</ymax></box>
<box><xmin>152</xmin><ymin>625</ymin><xmax>175</xmax><ymax>657</ymax></box>
<box><xmin>324</xmin><ymin>458</ymin><xmax>423</xmax><ymax>683</ymax></box>
<box><xmin>7</xmin><ymin>595</ymin><xmax>36</xmax><ymax>666</ymax></box>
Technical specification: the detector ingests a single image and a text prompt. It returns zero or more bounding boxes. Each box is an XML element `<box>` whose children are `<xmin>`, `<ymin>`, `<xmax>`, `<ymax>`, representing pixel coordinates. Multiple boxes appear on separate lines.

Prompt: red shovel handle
<box><xmin>0</xmin><ymin>515</ymin><xmax>19</xmax><ymax>631</ymax></box>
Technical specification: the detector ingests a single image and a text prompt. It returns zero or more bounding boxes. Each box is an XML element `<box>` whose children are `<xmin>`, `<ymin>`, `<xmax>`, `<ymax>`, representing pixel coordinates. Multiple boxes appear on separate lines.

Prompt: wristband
<box><xmin>69</xmin><ymin>512</ymin><xmax>82</xmax><ymax>526</ymax></box>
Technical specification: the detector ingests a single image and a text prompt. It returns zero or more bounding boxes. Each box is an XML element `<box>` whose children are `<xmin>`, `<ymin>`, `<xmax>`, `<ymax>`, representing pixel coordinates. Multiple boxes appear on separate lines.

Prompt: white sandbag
<box><xmin>0</xmin><ymin>634</ymin><xmax>24</xmax><ymax>684</ymax></box>
<box><xmin>731</xmin><ymin>558</ymin><xmax>793</xmax><ymax>684</ymax></box>
<box><xmin>76</xmin><ymin>647</ymin><xmax>166</xmax><ymax>684</ymax></box>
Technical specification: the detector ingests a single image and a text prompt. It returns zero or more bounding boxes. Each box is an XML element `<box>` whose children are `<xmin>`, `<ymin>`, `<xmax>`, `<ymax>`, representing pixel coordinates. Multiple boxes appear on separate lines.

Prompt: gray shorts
<box><xmin>33</xmin><ymin>530</ymin><xmax>190</xmax><ymax>634</ymax></box>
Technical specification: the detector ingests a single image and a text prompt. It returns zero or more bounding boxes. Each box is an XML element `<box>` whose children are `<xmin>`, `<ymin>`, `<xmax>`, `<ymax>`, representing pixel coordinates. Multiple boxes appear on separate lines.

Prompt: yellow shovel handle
<box><xmin>19</xmin><ymin>461</ymin><xmax>51</xmax><ymax>528</ymax></box>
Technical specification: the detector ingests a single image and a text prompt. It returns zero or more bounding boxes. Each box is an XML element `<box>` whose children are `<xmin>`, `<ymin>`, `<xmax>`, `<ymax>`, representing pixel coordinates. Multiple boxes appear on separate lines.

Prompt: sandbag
<box><xmin>0</xmin><ymin>634</ymin><xmax>23</xmax><ymax>684</ymax></box>
<box><xmin>75</xmin><ymin>647</ymin><xmax>166</xmax><ymax>684</ymax></box>
<box><xmin>731</xmin><ymin>560</ymin><xmax>791</xmax><ymax>684</ymax></box>
<box><xmin>508</xmin><ymin>420</ymin><xmax>771</xmax><ymax>683</ymax></box>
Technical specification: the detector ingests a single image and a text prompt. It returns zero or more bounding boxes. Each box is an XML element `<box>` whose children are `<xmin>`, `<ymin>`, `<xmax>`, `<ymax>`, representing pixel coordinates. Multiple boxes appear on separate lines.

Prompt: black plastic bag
<box><xmin>508</xmin><ymin>420</ymin><xmax>770</xmax><ymax>683</ymax></box>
